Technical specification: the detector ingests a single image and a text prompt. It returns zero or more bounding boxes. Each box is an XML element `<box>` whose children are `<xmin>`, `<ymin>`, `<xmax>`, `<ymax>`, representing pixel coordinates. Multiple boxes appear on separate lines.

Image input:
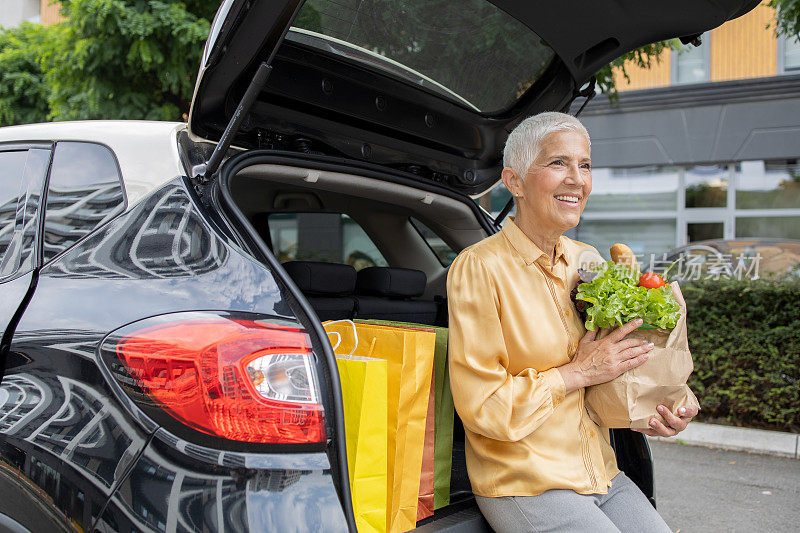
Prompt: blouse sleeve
<box><xmin>447</xmin><ymin>250</ymin><xmax>566</xmax><ymax>442</ymax></box>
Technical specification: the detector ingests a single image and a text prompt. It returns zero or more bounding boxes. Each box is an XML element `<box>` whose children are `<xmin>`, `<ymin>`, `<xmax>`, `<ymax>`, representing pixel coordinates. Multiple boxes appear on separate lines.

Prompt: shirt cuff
<box><xmin>541</xmin><ymin>367</ymin><xmax>566</xmax><ymax>408</ymax></box>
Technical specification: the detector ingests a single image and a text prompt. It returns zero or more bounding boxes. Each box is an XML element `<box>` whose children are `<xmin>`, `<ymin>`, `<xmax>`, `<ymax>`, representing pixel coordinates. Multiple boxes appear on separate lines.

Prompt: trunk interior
<box><xmin>226</xmin><ymin>159</ymin><xmax>493</xmax><ymax>530</ymax></box>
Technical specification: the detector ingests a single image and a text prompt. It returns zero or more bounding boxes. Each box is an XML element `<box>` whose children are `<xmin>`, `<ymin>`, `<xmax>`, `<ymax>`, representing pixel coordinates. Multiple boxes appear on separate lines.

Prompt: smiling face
<box><xmin>502</xmin><ymin>129</ymin><xmax>592</xmax><ymax>236</ymax></box>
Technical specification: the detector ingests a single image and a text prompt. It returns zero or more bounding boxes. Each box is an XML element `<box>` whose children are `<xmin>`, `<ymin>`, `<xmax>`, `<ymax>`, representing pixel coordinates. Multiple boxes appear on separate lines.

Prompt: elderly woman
<box><xmin>447</xmin><ymin>112</ymin><xmax>698</xmax><ymax>532</ymax></box>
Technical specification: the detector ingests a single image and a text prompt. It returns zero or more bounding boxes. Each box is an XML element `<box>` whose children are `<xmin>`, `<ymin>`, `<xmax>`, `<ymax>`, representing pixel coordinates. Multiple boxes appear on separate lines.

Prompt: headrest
<box><xmin>283</xmin><ymin>261</ymin><xmax>356</xmax><ymax>296</ymax></box>
<box><xmin>356</xmin><ymin>267</ymin><xmax>426</xmax><ymax>298</ymax></box>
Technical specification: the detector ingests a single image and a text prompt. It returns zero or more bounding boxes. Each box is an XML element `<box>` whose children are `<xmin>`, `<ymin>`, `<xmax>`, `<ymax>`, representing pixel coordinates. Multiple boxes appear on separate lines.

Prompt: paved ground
<box><xmin>650</xmin><ymin>440</ymin><xmax>800</xmax><ymax>532</ymax></box>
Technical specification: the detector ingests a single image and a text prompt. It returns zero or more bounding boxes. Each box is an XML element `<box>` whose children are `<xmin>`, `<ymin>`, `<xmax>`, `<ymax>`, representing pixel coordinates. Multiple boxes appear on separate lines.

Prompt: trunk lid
<box><xmin>189</xmin><ymin>0</ymin><xmax>759</xmax><ymax>195</ymax></box>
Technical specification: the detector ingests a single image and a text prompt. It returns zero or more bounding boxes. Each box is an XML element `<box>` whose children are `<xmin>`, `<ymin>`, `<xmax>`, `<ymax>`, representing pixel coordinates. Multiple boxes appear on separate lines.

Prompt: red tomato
<box><xmin>639</xmin><ymin>272</ymin><xmax>666</xmax><ymax>289</ymax></box>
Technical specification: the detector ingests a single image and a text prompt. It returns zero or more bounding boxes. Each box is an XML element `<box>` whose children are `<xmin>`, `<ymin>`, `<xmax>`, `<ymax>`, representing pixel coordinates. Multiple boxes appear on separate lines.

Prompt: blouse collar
<box><xmin>501</xmin><ymin>217</ymin><xmax>570</xmax><ymax>268</ymax></box>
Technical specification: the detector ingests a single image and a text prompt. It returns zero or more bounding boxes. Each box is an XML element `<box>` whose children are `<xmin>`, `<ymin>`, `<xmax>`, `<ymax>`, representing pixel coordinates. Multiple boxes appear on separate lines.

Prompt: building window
<box><xmin>587</xmin><ymin>166</ymin><xmax>679</xmax><ymax>212</ymax></box>
<box><xmin>684</xmin><ymin>165</ymin><xmax>728</xmax><ymax>208</ymax></box>
<box><xmin>735</xmin><ymin>160</ymin><xmax>800</xmax><ymax>209</ymax></box>
<box><xmin>576</xmin><ymin>160</ymin><xmax>800</xmax><ymax>263</ymax></box>
<box><xmin>672</xmin><ymin>35</ymin><xmax>710</xmax><ymax>84</ymax></box>
<box><xmin>687</xmin><ymin>222</ymin><xmax>724</xmax><ymax>242</ymax></box>
<box><xmin>736</xmin><ymin>216</ymin><xmax>800</xmax><ymax>239</ymax></box>
<box><xmin>576</xmin><ymin>218</ymin><xmax>677</xmax><ymax>260</ymax></box>
<box><xmin>780</xmin><ymin>34</ymin><xmax>800</xmax><ymax>73</ymax></box>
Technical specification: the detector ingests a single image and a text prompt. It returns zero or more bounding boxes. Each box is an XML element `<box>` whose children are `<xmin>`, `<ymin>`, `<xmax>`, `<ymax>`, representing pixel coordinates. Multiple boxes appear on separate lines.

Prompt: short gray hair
<box><xmin>502</xmin><ymin>112</ymin><xmax>591</xmax><ymax>179</ymax></box>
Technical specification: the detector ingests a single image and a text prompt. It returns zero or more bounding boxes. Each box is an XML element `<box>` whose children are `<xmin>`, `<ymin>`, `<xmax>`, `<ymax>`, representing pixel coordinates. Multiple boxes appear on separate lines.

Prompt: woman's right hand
<box><xmin>557</xmin><ymin>318</ymin><xmax>654</xmax><ymax>395</ymax></box>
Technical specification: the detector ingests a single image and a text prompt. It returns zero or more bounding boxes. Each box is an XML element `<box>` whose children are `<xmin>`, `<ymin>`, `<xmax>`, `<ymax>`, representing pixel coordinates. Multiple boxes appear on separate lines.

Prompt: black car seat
<box><xmin>353</xmin><ymin>267</ymin><xmax>438</xmax><ymax>325</ymax></box>
<box><xmin>283</xmin><ymin>261</ymin><xmax>356</xmax><ymax>321</ymax></box>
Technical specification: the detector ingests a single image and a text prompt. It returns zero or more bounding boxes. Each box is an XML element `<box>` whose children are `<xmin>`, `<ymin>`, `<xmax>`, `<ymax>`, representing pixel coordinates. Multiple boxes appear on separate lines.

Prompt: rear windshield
<box><xmin>268</xmin><ymin>212</ymin><xmax>388</xmax><ymax>270</ymax></box>
<box><xmin>288</xmin><ymin>0</ymin><xmax>555</xmax><ymax>113</ymax></box>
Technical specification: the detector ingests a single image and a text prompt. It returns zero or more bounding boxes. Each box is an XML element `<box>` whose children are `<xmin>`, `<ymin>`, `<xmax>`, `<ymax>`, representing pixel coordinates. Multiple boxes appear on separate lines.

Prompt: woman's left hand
<box><xmin>634</xmin><ymin>404</ymin><xmax>699</xmax><ymax>437</ymax></box>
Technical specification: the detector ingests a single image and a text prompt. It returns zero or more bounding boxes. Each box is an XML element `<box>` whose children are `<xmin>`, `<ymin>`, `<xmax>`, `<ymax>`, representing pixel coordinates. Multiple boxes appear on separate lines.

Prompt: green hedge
<box><xmin>682</xmin><ymin>279</ymin><xmax>800</xmax><ymax>433</ymax></box>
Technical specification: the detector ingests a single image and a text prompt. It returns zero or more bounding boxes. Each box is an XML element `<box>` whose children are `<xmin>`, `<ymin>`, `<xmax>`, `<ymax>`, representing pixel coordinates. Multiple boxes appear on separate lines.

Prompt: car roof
<box><xmin>0</xmin><ymin>121</ymin><xmax>187</xmax><ymax>207</ymax></box>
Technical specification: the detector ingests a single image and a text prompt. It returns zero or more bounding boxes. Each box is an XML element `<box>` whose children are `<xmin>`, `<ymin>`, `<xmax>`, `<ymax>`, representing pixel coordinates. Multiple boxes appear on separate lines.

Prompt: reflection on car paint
<box><xmin>0</xmin><ymin>374</ymin><xmax>50</xmax><ymax>436</ymax></box>
<box><xmin>0</xmin><ymin>273</ymin><xmax>34</xmax><ymax>338</ymax></box>
<box><xmin>46</xmin><ymin>185</ymin><xmax>228</xmax><ymax>280</ymax></box>
<box><xmin>100</xmin><ymin>434</ymin><xmax>348</xmax><ymax>533</ymax></box>
<box><xmin>0</xmin><ymin>148</ymin><xmax>49</xmax><ymax>279</ymax></box>
<box><xmin>0</xmin><ymin>372</ymin><xmax>146</xmax><ymax>492</ymax></box>
<box><xmin>43</xmin><ymin>182</ymin><xmax>126</xmax><ymax>263</ymax></box>
<box><xmin>0</xmin><ymin>452</ymin><xmax>76</xmax><ymax>532</ymax></box>
<box><xmin>0</xmin><ymin>368</ymin><xmax>150</xmax><ymax>531</ymax></box>
<box><xmin>26</xmin><ymin>182</ymin><xmax>290</xmax><ymax>324</ymax></box>
<box><xmin>0</xmin><ymin>177</ymin><xmax>348</xmax><ymax>530</ymax></box>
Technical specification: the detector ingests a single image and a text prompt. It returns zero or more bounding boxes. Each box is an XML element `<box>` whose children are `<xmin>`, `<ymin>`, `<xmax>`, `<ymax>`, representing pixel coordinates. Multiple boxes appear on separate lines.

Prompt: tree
<box><xmin>769</xmin><ymin>0</ymin><xmax>800</xmax><ymax>38</ymax></box>
<box><xmin>0</xmin><ymin>0</ymin><xmax>217</xmax><ymax>126</ymax></box>
<box><xmin>0</xmin><ymin>22</ymin><xmax>56</xmax><ymax>126</ymax></box>
<box><xmin>43</xmin><ymin>0</ymin><xmax>218</xmax><ymax>121</ymax></box>
<box><xmin>594</xmin><ymin>40</ymin><xmax>679</xmax><ymax>97</ymax></box>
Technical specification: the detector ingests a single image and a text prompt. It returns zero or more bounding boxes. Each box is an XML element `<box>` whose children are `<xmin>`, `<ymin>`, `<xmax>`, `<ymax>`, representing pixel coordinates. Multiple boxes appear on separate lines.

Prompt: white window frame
<box><xmin>671</xmin><ymin>33</ymin><xmax>712</xmax><ymax>85</ymax></box>
<box><xmin>777</xmin><ymin>33</ymin><xmax>800</xmax><ymax>74</ymax></box>
<box><xmin>579</xmin><ymin>161</ymin><xmax>800</xmax><ymax>251</ymax></box>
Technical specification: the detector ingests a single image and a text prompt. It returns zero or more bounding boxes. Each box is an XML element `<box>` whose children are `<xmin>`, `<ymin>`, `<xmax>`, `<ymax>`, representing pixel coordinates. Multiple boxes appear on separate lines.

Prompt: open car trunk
<box><xmin>217</xmin><ymin>151</ymin><xmax>491</xmax><ymax>530</ymax></box>
<box><xmin>211</xmin><ymin>151</ymin><xmax>656</xmax><ymax>531</ymax></box>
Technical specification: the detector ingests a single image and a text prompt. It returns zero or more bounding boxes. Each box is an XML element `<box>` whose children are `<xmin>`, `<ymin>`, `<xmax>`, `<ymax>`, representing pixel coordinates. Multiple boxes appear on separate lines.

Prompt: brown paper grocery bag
<box><xmin>585</xmin><ymin>282</ymin><xmax>700</xmax><ymax>429</ymax></box>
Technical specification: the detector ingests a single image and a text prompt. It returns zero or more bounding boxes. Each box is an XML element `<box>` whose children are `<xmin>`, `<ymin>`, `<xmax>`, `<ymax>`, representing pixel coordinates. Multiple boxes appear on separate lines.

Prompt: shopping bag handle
<box><xmin>325</xmin><ymin>319</ymin><xmax>358</xmax><ymax>357</ymax></box>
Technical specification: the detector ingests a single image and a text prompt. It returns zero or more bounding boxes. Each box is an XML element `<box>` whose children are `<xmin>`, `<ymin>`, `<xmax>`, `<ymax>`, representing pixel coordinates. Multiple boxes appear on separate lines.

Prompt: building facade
<box><xmin>576</xmin><ymin>2</ymin><xmax>800</xmax><ymax>261</ymax></box>
<box><xmin>0</xmin><ymin>0</ymin><xmax>62</xmax><ymax>28</ymax></box>
<box><xmin>576</xmin><ymin>75</ymin><xmax>800</xmax><ymax>261</ymax></box>
<box><xmin>487</xmin><ymin>3</ymin><xmax>800</xmax><ymax>266</ymax></box>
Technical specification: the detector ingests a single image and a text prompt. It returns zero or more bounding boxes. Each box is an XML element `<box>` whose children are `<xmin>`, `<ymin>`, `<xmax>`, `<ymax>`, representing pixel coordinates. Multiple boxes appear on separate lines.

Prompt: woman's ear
<box><xmin>501</xmin><ymin>167</ymin><xmax>522</xmax><ymax>197</ymax></box>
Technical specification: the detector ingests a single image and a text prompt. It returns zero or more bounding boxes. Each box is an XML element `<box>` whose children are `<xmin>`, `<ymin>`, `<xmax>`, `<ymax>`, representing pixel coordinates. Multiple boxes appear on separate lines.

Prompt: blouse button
<box><xmin>565</xmin><ymin>309</ymin><xmax>571</xmax><ymax>317</ymax></box>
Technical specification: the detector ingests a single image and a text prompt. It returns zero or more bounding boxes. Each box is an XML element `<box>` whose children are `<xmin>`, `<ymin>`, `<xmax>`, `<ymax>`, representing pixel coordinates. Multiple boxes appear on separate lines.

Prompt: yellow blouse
<box><xmin>447</xmin><ymin>218</ymin><xmax>619</xmax><ymax>497</ymax></box>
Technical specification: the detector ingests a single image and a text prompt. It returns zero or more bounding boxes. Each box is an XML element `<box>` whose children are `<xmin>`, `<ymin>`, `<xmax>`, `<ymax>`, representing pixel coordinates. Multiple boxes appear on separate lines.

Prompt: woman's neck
<box><xmin>514</xmin><ymin>212</ymin><xmax>562</xmax><ymax>265</ymax></box>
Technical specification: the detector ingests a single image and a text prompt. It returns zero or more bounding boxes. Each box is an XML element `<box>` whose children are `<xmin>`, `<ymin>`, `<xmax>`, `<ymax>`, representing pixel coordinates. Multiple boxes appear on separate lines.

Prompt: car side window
<box><xmin>268</xmin><ymin>213</ymin><xmax>388</xmax><ymax>270</ymax></box>
<box><xmin>0</xmin><ymin>151</ymin><xmax>31</xmax><ymax>276</ymax></box>
<box><xmin>43</xmin><ymin>142</ymin><xmax>125</xmax><ymax>263</ymax></box>
<box><xmin>410</xmin><ymin>217</ymin><xmax>457</xmax><ymax>266</ymax></box>
<box><xmin>0</xmin><ymin>149</ymin><xmax>50</xmax><ymax>281</ymax></box>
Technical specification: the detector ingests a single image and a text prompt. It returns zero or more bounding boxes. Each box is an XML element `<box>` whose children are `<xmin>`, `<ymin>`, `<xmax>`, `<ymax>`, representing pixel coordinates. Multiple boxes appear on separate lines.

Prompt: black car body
<box><xmin>0</xmin><ymin>1</ymin><xmax>759</xmax><ymax>531</ymax></box>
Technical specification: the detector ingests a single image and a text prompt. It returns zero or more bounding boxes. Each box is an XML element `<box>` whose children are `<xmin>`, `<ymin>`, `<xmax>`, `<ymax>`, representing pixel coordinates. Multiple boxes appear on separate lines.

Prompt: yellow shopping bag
<box><xmin>327</xmin><ymin>322</ymin><xmax>388</xmax><ymax>533</ymax></box>
<box><xmin>325</xmin><ymin>320</ymin><xmax>435</xmax><ymax>533</ymax></box>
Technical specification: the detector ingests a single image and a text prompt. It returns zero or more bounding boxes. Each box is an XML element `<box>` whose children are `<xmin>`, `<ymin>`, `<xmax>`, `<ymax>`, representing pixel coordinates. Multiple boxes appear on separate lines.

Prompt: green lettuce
<box><xmin>576</xmin><ymin>261</ymin><xmax>681</xmax><ymax>331</ymax></box>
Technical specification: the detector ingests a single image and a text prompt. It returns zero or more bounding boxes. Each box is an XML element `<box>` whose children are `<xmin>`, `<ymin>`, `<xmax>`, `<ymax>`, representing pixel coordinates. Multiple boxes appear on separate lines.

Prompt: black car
<box><xmin>0</xmin><ymin>1</ymin><xmax>759</xmax><ymax>531</ymax></box>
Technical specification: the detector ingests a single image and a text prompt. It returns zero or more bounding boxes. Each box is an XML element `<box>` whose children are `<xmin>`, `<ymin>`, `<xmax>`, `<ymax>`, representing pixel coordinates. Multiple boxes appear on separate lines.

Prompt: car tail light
<box><xmin>113</xmin><ymin>314</ymin><xmax>325</xmax><ymax>444</ymax></box>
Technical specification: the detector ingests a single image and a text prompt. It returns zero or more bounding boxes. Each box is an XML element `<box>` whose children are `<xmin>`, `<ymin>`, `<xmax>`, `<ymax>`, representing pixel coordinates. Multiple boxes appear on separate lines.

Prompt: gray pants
<box><xmin>475</xmin><ymin>472</ymin><xmax>672</xmax><ymax>533</ymax></box>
